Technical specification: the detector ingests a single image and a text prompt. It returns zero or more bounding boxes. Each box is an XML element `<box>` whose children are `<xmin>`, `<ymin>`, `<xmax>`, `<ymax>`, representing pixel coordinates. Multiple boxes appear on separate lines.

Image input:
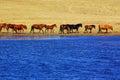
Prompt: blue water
<box><xmin>0</xmin><ymin>36</ymin><xmax>120</xmax><ymax>80</ymax></box>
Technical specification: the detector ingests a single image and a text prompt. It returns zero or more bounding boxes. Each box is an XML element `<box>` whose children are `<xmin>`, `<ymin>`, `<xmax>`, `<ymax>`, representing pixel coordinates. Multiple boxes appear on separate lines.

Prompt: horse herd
<box><xmin>0</xmin><ymin>23</ymin><xmax>113</xmax><ymax>34</ymax></box>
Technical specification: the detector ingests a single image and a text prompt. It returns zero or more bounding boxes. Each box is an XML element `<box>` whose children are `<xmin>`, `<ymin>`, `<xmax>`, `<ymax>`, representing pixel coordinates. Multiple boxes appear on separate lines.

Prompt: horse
<box><xmin>14</xmin><ymin>24</ymin><xmax>27</xmax><ymax>32</ymax></box>
<box><xmin>0</xmin><ymin>23</ymin><xmax>6</xmax><ymax>32</ymax></box>
<box><xmin>59</xmin><ymin>24</ymin><xmax>70</xmax><ymax>34</ymax></box>
<box><xmin>45</xmin><ymin>24</ymin><xmax>57</xmax><ymax>33</ymax></box>
<box><xmin>30</xmin><ymin>24</ymin><xmax>46</xmax><ymax>33</ymax></box>
<box><xmin>6</xmin><ymin>24</ymin><xmax>27</xmax><ymax>33</ymax></box>
<box><xmin>98</xmin><ymin>24</ymin><xmax>113</xmax><ymax>33</ymax></box>
<box><xmin>84</xmin><ymin>25</ymin><xmax>95</xmax><ymax>33</ymax></box>
<box><xmin>6</xmin><ymin>24</ymin><xmax>17</xmax><ymax>33</ymax></box>
<box><xmin>68</xmin><ymin>23</ymin><xmax>82</xmax><ymax>33</ymax></box>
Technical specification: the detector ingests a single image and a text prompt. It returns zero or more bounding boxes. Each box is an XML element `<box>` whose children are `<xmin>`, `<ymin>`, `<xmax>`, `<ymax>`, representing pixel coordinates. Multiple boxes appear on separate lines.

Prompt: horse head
<box><xmin>23</xmin><ymin>25</ymin><xmax>27</xmax><ymax>29</ymax></box>
<box><xmin>43</xmin><ymin>24</ymin><xmax>47</xmax><ymax>28</ymax></box>
<box><xmin>92</xmin><ymin>25</ymin><xmax>96</xmax><ymax>29</ymax></box>
<box><xmin>109</xmin><ymin>25</ymin><xmax>113</xmax><ymax>30</ymax></box>
<box><xmin>77</xmin><ymin>23</ymin><xmax>82</xmax><ymax>27</ymax></box>
<box><xmin>53</xmin><ymin>24</ymin><xmax>57</xmax><ymax>27</ymax></box>
<box><xmin>24</xmin><ymin>25</ymin><xmax>27</xmax><ymax>29</ymax></box>
<box><xmin>0</xmin><ymin>23</ymin><xmax>7</xmax><ymax>28</ymax></box>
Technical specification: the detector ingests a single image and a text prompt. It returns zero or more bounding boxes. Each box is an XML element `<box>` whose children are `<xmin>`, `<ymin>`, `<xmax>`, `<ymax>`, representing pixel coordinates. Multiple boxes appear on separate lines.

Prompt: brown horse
<box><xmin>30</xmin><ymin>24</ymin><xmax>46</xmax><ymax>33</ymax></box>
<box><xmin>59</xmin><ymin>24</ymin><xmax>70</xmax><ymax>34</ymax></box>
<box><xmin>0</xmin><ymin>23</ymin><xmax>6</xmax><ymax>32</ymax></box>
<box><xmin>98</xmin><ymin>24</ymin><xmax>113</xmax><ymax>33</ymax></box>
<box><xmin>45</xmin><ymin>24</ymin><xmax>57</xmax><ymax>33</ymax></box>
<box><xmin>14</xmin><ymin>24</ymin><xmax>27</xmax><ymax>32</ymax></box>
<box><xmin>84</xmin><ymin>25</ymin><xmax>95</xmax><ymax>33</ymax></box>
<box><xmin>6</xmin><ymin>24</ymin><xmax>27</xmax><ymax>33</ymax></box>
<box><xmin>6</xmin><ymin>24</ymin><xmax>16</xmax><ymax>32</ymax></box>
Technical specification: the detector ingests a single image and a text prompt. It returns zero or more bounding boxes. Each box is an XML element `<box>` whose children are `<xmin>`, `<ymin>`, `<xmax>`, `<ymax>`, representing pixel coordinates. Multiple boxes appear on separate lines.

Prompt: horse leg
<box><xmin>59</xmin><ymin>29</ymin><xmax>62</xmax><ymax>34</ymax></box>
<box><xmin>22</xmin><ymin>29</ymin><xmax>24</xmax><ymax>33</ymax></box>
<box><xmin>89</xmin><ymin>29</ymin><xmax>92</xmax><ymax>33</ymax></box>
<box><xmin>42</xmin><ymin>29</ymin><xmax>44</xmax><ymax>34</ymax></box>
<box><xmin>106</xmin><ymin>29</ymin><xmax>108</xmax><ymax>33</ymax></box>
<box><xmin>52</xmin><ymin>29</ymin><xmax>54</xmax><ymax>33</ymax></box>
<box><xmin>39</xmin><ymin>29</ymin><xmax>40</xmax><ymax>33</ymax></box>
<box><xmin>39</xmin><ymin>29</ymin><xmax>43</xmax><ymax>33</ymax></box>
<box><xmin>6</xmin><ymin>27</ymin><xmax>9</xmax><ymax>32</ymax></box>
<box><xmin>32</xmin><ymin>29</ymin><xmax>34</xmax><ymax>33</ymax></box>
<box><xmin>76</xmin><ymin>29</ymin><xmax>79</xmax><ymax>33</ymax></box>
<box><xmin>0</xmin><ymin>27</ymin><xmax>2</xmax><ymax>32</ymax></box>
<box><xmin>13</xmin><ymin>28</ymin><xmax>17</xmax><ymax>33</ymax></box>
<box><xmin>51</xmin><ymin>29</ymin><xmax>52</xmax><ymax>33</ymax></box>
<box><xmin>30</xmin><ymin>28</ymin><xmax>33</xmax><ymax>33</ymax></box>
<box><xmin>85</xmin><ymin>28</ymin><xmax>88</xmax><ymax>33</ymax></box>
<box><xmin>45</xmin><ymin>29</ymin><xmax>47</xmax><ymax>33</ymax></box>
<box><xmin>98</xmin><ymin>28</ymin><xmax>100</xmax><ymax>33</ymax></box>
<box><xmin>72</xmin><ymin>29</ymin><xmax>73</xmax><ymax>33</ymax></box>
<box><xmin>84</xmin><ymin>28</ymin><xmax>86</xmax><ymax>33</ymax></box>
<box><xmin>60</xmin><ymin>29</ymin><xmax>64</xmax><ymax>34</ymax></box>
<box><xmin>66</xmin><ymin>29</ymin><xmax>69</xmax><ymax>34</ymax></box>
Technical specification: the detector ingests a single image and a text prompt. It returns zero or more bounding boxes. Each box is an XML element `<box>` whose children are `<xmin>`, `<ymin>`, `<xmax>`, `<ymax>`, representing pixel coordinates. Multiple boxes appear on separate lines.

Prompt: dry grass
<box><xmin>0</xmin><ymin>0</ymin><xmax>120</xmax><ymax>34</ymax></box>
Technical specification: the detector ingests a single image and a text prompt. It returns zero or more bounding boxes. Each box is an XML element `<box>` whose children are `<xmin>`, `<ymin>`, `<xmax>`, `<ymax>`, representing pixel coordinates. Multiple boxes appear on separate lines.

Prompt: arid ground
<box><xmin>0</xmin><ymin>0</ymin><xmax>120</xmax><ymax>35</ymax></box>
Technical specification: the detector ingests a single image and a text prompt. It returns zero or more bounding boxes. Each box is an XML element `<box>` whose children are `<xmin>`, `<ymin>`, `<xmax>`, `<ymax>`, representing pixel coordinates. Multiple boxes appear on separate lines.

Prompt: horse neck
<box><xmin>53</xmin><ymin>24</ymin><xmax>56</xmax><ymax>27</ymax></box>
<box><xmin>23</xmin><ymin>25</ymin><xmax>27</xmax><ymax>29</ymax></box>
<box><xmin>51</xmin><ymin>24</ymin><xmax>56</xmax><ymax>27</ymax></box>
<box><xmin>109</xmin><ymin>26</ymin><xmax>113</xmax><ymax>30</ymax></box>
<box><xmin>1</xmin><ymin>23</ymin><xmax>6</xmax><ymax>28</ymax></box>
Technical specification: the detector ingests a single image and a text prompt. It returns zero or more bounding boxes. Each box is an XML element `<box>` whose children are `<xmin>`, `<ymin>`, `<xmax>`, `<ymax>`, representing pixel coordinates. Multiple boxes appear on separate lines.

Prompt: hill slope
<box><xmin>0</xmin><ymin>0</ymin><xmax>120</xmax><ymax>32</ymax></box>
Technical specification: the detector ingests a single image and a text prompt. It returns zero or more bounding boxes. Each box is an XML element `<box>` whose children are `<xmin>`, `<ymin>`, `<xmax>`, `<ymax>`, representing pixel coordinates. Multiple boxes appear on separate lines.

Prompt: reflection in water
<box><xmin>0</xmin><ymin>36</ymin><xmax>62</xmax><ymax>40</ymax></box>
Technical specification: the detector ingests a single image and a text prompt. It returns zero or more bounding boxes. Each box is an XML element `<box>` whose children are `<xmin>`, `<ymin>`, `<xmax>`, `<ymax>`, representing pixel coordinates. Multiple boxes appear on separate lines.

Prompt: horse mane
<box><xmin>91</xmin><ymin>25</ymin><xmax>95</xmax><ymax>28</ymax></box>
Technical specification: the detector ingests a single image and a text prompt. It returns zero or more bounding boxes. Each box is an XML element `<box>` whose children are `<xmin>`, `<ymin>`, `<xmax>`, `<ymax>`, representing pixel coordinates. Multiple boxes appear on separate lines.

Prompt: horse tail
<box><xmin>59</xmin><ymin>25</ymin><xmax>63</xmax><ymax>33</ymax></box>
<box><xmin>30</xmin><ymin>25</ymin><xmax>34</xmax><ymax>33</ymax></box>
<box><xmin>98</xmin><ymin>25</ymin><xmax>101</xmax><ymax>33</ymax></box>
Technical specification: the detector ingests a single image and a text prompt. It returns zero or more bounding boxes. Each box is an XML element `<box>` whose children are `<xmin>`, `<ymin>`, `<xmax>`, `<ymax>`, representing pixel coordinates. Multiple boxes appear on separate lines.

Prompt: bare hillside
<box><xmin>0</xmin><ymin>0</ymin><xmax>120</xmax><ymax>33</ymax></box>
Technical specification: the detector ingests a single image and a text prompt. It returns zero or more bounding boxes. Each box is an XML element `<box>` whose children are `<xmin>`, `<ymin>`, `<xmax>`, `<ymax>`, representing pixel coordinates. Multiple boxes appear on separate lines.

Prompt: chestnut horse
<box><xmin>98</xmin><ymin>24</ymin><xmax>113</xmax><ymax>33</ymax></box>
<box><xmin>6</xmin><ymin>24</ymin><xmax>16</xmax><ymax>33</ymax></box>
<box><xmin>6</xmin><ymin>24</ymin><xmax>27</xmax><ymax>33</ymax></box>
<box><xmin>84</xmin><ymin>25</ymin><xmax>95</xmax><ymax>33</ymax></box>
<box><xmin>59</xmin><ymin>24</ymin><xmax>70</xmax><ymax>34</ymax></box>
<box><xmin>30</xmin><ymin>24</ymin><xmax>46</xmax><ymax>33</ymax></box>
<box><xmin>0</xmin><ymin>23</ymin><xmax>6</xmax><ymax>32</ymax></box>
<box><xmin>45</xmin><ymin>24</ymin><xmax>57</xmax><ymax>33</ymax></box>
<box><xmin>14</xmin><ymin>24</ymin><xmax>27</xmax><ymax>32</ymax></box>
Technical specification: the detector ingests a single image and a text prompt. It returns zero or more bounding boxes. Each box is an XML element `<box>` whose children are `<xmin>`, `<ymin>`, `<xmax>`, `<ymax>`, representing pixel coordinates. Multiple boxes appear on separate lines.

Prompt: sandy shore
<box><xmin>0</xmin><ymin>32</ymin><xmax>120</xmax><ymax>37</ymax></box>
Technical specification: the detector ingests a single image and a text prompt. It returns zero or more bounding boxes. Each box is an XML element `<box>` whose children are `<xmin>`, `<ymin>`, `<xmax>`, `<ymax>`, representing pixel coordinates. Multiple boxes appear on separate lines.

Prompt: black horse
<box><xmin>68</xmin><ymin>23</ymin><xmax>82</xmax><ymax>33</ymax></box>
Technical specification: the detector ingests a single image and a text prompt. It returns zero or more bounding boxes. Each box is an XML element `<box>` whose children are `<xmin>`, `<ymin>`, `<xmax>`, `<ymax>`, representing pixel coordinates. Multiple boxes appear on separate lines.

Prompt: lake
<box><xmin>0</xmin><ymin>36</ymin><xmax>120</xmax><ymax>80</ymax></box>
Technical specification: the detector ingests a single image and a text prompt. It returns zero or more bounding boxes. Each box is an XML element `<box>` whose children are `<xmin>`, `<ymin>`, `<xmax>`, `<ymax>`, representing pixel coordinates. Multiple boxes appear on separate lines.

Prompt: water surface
<box><xmin>0</xmin><ymin>36</ymin><xmax>120</xmax><ymax>80</ymax></box>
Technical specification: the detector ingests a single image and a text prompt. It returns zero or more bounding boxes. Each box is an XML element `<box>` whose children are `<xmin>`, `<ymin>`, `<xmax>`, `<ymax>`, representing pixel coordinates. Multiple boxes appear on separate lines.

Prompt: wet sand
<box><xmin>0</xmin><ymin>32</ymin><xmax>120</xmax><ymax>37</ymax></box>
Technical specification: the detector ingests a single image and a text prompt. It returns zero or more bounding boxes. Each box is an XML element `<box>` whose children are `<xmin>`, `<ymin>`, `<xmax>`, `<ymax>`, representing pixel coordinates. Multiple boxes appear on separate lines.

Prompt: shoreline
<box><xmin>0</xmin><ymin>32</ymin><xmax>120</xmax><ymax>37</ymax></box>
